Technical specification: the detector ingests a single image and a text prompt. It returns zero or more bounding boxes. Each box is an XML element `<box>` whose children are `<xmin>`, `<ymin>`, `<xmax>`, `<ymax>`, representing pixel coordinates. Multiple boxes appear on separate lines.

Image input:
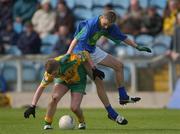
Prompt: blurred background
<box><xmin>0</xmin><ymin>0</ymin><xmax>180</xmax><ymax>109</ymax></box>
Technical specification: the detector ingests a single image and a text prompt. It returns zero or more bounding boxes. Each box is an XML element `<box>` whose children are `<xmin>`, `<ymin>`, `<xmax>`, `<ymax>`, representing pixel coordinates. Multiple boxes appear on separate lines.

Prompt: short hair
<box><xmin>103</xmin><ymin>10</ymin><xmax>117</xmax><ymax>23</ymax></box>
<box><xmin>45</xmin><ymin>59</ymin><xmax>60</xmax><ymax>74</ymax></box>
<box><xmin>104</xmin><ymin>3</ymin><xmax>113</xmax><ymax>10</ymax></box>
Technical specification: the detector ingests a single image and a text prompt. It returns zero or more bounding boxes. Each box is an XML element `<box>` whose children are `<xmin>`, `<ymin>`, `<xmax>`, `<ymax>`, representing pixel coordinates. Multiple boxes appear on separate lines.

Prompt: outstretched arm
<box><xmin>67</xmin><ymin>38</ymin><xmax>78</xmax><ymax>54</ymax></box>
<box><xmin>31</xmin><ymin>85</ymin><xmax>45</xmax><ymax>106</ymax></box>
<box><xmin>109</xmin><ymin>24</ymin><xmax>152</xmax><ymax>53</ymax></box>
<box><xmin>24</xmin><ymin>72</ymin><xmax>53</xmax><ymax>118</ymax></box>
<box><xmin>24</xmin><ymin>85</ymin><xmax>45</xmax><ymax>118</ymax></box>
<box><xmin>124</xmin><ymin>38</ymin><xmax>152</xmax><ymax>53</ymax></box>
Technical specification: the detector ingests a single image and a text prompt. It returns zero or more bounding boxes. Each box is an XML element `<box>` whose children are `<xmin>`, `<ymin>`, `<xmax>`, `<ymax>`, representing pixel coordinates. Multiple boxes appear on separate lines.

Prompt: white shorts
<box><xmin>90</xmin><ymin>47</ymin><xmax>108</xmax><ymax>65</ymax></box>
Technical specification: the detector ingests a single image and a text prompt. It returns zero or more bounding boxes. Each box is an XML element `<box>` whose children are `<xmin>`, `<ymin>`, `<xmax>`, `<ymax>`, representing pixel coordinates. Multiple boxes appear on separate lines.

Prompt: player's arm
<box><xmin>24</xmin><ymin>73</ymin><xmax>53</xmax><ymax>119</ymax></box>
<box><xmin>124</xmin><ymin>38</ymin><xmax>152</xmax><ymax>53</ymax></box>
<box><xmin>67</xmin><ymin>25</ymin><xmax>90</xmax><ymax>54</ymax></box>
<box><xmin>109</xmin><ymin>24</ymin><xmax>152</xmax><ymax>53</ymax></box>
<box><xmin>67</xmin><ymin>38</ymin><xmax>78</xmax><ymax>54</ymax></box>
<box><xmin>24</xmin><ymin>84</ymin><xmax>45</xmax><ymax>119</ymax></box>
<box><xmin>31</xmin><ymin>85</ymin><xmax>45</xmax><ymax>107</ymax></box>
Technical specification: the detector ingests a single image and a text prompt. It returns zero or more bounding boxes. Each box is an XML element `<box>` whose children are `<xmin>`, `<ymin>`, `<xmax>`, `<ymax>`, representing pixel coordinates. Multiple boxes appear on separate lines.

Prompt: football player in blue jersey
<box><xmin>67</xmin><ymin>10</ymin><xmax>151</xmax><ymax>106</ymax></box>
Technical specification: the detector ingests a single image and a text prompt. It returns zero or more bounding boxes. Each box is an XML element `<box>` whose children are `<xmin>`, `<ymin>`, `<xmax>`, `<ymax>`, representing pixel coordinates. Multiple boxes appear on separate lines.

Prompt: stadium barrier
<box><xmin>0</xmin><ymin>55</ymin><xmax>176</xmax><ymax>93</ymax></box>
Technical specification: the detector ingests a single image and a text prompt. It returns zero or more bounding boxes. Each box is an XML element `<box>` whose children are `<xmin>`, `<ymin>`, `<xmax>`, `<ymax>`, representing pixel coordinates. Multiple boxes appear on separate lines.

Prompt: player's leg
<box><xmin>99</xmin><ymin>54</ymin><xmax>141</xmax><ymax>105</ymax></box>
<box><xmin>90</xmin><ymin>47</ymin><xmax>140</xmax><ymax>105</ymax></box>
<box><xmin>70</xmin><ymin>92</ymin><xmax>86</xmax><ymax>129</ymax></box>
<box><xmin>83</xmin><ymin>62</ymin><xmax>128</xmax><ymax>125</ymax></box>
<box><xmin>83</xmin><ymin>62</ymin><xmax>110</xmax><ymax>107</ymax></box>
<box><xmin>44</xmin><ymin>84</ymin><xmax>69</xmax><ymax>130</ymax></box>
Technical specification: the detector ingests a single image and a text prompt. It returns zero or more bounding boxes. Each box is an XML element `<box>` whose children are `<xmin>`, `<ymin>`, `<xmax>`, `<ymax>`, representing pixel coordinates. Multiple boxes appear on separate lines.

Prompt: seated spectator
<box><xmin>53</xmin><ymin>25</ymin><xmax>72</xmax><ymax>56</ymax></box>
<box><xmin>165</xmin><ymin>12</ymin><xmax>180</xmax><ymax>61</ymax></box>
<box><xmin>166</xmin><ymin>50</ymin><xmax>180</xmax><ymax>61</ymax></box>
<box><xmin>124</xmin><ymin>0</ymin><xmax>143</xmax><ymax>19</ymax></box>
<box><xmin>0</xmin><ymin>20</ymin><xmax>19</xmax><ymax>53</ymax></box>
<box><xmin>17</xmin><ymin>22</ymin><xmax>41</xmax><ymax>54</ymax></box>
<box><xmin>32</xmin><ymin>0</ymin><xmax>56</xmax><ymax>38</ymax></box>
<box><xmin>170</xmin><ymin>12</ymin><xmax>180</xmax><ymax>58</ymax></box>
<box><xmin>13</xmin><ymin>0</ymin><xmax>38</xmax><ymax>24</ymax></box>
<box><xmin>141</xmin><ymin>6</ymin><xmax>162</xmax><ymax>36</ymax></box>
<box><xmin>121</xmin><ymin>0</ymin><xmax>143</xmax><ymax>35</ymax></box>
<box><xmin>163</xmin><ymin>0</ymin><xmax>178</xmax><ymax>36</ymax></box>
<box><xmin>54</xmin><ymin>0</ymin><xmax>75</xmax><ymax>33</ymax></box>
<box><xmin>0</xmin><ymin>0</ymin><xmax>13</xmax><ymax>31</ymax></box>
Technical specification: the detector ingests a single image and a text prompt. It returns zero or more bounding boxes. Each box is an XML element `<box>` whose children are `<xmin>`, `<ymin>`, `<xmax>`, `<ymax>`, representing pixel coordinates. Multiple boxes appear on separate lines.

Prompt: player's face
<box><xmin>100</xmin><ymin>16</ymin><xmax>113</xmax><ymax>29</ymax></box>
<box><xmin>50</xmin><ymin>69</ymin><xmax>59</xmax><ymax>78</ymax></box>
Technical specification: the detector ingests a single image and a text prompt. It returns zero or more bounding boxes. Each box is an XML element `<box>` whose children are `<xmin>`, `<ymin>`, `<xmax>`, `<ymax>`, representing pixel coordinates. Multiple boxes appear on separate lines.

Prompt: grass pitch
<box><xmin>0</xmin><ymin>108</ymin><xmax>180</xmax><ymax>134</ymax></box>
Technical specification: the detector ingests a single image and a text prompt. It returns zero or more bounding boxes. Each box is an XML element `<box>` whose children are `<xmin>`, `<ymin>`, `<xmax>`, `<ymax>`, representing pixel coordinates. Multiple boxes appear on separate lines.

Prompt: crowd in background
<box><xmin>0</xmin><ymin>0</ymin><xmax>180</xmax><ymax>57</ymax></box>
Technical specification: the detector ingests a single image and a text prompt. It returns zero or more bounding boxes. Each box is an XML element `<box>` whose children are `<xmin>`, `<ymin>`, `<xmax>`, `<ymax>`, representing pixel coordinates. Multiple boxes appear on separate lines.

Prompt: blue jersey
<box><xmin>73</xmin><ymin>16</ymin><xmax>127</xmax><ymax>53</ymax></box>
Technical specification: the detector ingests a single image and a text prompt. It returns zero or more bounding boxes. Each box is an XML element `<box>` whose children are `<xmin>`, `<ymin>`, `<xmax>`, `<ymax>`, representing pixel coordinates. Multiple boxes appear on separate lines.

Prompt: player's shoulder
<box><xmin>54</xmin><ymin>55</ymin><xmax>65</xmax><ymax>61</ymax></box>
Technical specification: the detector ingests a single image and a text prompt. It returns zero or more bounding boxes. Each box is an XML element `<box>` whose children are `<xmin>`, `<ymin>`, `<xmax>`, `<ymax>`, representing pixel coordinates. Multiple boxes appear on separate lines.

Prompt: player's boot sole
<box><xmin>120</xmin><ymin>97</ymin><xmax>141</xmax><ymax>105</ymax></box>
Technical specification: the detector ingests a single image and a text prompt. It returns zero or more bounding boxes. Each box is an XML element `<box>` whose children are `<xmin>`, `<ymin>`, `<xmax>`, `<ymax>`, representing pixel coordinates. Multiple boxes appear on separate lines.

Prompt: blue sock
<box><xmin>105</xmin><ymin>105</ymin><xmax>118</xmax><ymax>120</ymax></box>
<box><xmin>118</xmin><ymin>86</ymin><xmax>129</xmax><ymax>99</ymax></box>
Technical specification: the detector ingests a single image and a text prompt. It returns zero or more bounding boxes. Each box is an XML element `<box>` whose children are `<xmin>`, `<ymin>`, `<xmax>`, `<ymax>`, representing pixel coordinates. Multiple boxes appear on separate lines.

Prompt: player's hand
<box><xmin>24</xmin><ymin>105</ymin><xmax>36</xmax><ymax>118</ymax></box>
<box><xmin>92</xmin><ymin>68</ymin><xmax>105</xmax><ymax>80</ymax></box>
<box><xmin>136</xmin><ymin>46</ymin><xmax>152</xmax><ymax>53</ymax></box>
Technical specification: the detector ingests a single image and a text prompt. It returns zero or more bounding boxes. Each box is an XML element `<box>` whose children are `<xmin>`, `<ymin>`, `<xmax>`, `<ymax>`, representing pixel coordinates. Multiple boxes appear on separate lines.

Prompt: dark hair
<box><xmin>45</xmin><ymin>59</ymin><xmax>60</xmax><ymax>74</ymax></box>
<box><xmin>104</xmin><ymin>3</ymin><xmax>113</xmax><ymax>9</ymax></box>
<box><xmin>103</xmin><ymin>10</ymin><xmax>117</xmax><ymax>23</ymax></box>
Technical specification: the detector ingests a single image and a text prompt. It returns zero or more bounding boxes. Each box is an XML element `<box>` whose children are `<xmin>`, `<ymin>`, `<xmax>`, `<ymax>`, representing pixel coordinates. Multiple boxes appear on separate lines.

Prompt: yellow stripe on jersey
<box><xmin>40</xmin><ymin>51</ymin><xmax>89</xmax><ymax>87</ymax></box>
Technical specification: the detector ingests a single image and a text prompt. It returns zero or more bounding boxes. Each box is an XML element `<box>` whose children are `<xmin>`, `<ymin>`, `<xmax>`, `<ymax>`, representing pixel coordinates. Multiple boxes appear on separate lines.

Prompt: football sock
<box><xmin>78</xmin><ymin>116</ymin><xmax>85</xmax><ymax>123</ymax></box>
<box><xmin>44</xmin><ymin>116</ymin><xmax>52</xmax><ymax>125</ymax></box>
<box><xmin>118</xmin><ymin>86</ymin><xmax>129</xmax><ymax>99</ymax></box>
<box><xmin>105</xmin><ymin>105</ymin><xmax>118</xmax><ymax>120</ymax></box>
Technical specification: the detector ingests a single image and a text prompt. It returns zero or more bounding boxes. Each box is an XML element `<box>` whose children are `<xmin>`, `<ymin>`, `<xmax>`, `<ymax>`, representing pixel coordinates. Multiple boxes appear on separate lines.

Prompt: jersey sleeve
<box><xmin>40</xmin><ymin>72</ymin><xmax>54</xmax><ymax>88</ymax></box>
<box><xmin>107</xmin><ymin>24</ymin><xmax>127</xmax><ymax>44</ymax></box>
<box><xmin>74</xmin><ymin>24</ymin><xmax>90</xmax><ymax>43</ymax></box>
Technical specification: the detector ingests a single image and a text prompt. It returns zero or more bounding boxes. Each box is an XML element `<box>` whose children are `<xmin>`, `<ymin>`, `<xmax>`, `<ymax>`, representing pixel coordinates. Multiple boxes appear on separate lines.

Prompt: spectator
<box><xmin>174</xmin><ymin>9</ymin><xmax>180</xmax><ymax>48</ymax></box>
<box><xmin>54</xmin><ymin>0</ymin><xmax>75</xmax><ymax>33</ymax></box>
<box><xmin>166</xmin><ymin>50</ymin><xmax>180</xmax><ymax>61</ymax></box>
<box><xmin>165</xmin><ymin>12</ymin><xmax>180</xmax><ymax>61</ymax></box>
<box><xmin>32</xmin><ymin>0</ymin><xmax>56</xmax><ymax>38</ymax></box>
<box><xmin>124</xmin><ymin>0</ymin><xmax>143</xmax><ymax>19</ymax></box>
<box><xmin>17</xmin><ymin>22</ymin><xmax>41</xmax><ymax>54</ymax></box>
<box><xmin>0</xmin><ymin>0</ymin><xmax>13</xmax><ymax>31</ymax></box>
<box><xmin>163</xmin><ymin>0</ymin><xmax>179</xmax><ymax>36</ymax></box>
<box><xmin>13</xmin><ymin>0</ymin><xmax>38</xmax><ymax>24</ymax></box>
<box><xmin>0</xmin><ymin>20</ymin><xmax>19</xmax><ymax>53</ymax></box>
<box><xmin>53</xmin><ymin>25</ymin><xmax>72</xmax><ymax>56</ymax></box>
<box><xmin>121</xmin><ymin>0</ymin><xmax>143</xmax><ymax>35</ymax></box>
<box><xmin>141</xmin><ymin>6</ymin><xmax>162</xmax><ymax>36</ymax></box>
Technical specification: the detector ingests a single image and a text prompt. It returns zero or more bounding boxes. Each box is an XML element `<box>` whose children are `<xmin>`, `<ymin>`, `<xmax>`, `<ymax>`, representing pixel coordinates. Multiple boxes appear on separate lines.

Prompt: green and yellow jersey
<box><xmin>40</xmin><ymin>51</ymin><xmax>89</xmax><ymax>88</ymax></box>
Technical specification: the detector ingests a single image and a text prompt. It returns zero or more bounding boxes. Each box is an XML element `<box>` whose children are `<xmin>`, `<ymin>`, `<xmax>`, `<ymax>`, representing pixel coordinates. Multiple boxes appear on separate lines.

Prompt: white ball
<box><xmin>59</xmin><ymin>115</ymin><xmax>75</xmax><ymax>130</ymax></box>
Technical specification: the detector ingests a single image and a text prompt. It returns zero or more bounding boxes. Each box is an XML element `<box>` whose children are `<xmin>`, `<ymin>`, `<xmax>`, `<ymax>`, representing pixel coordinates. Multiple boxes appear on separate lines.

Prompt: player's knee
<box><xmin>114</xmin><ymin>62</ymin><xmax>123</xmax><ymax>71</ymax></box>
<box><xmin>71</xmin><ymin>105</ymin><xmax>79</xmax><ymax>113</ymax></box>
<box><xmin>51</xmin><ymin>94</ymin><xmax>59</xmax><ymax>104</ymax></box>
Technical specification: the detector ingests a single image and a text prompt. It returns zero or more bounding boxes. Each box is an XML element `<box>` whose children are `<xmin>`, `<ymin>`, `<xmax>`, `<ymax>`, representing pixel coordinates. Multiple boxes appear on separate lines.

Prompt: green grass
<box><xmin>0</xmin><ymin>108</ymin><xmax>180</xmax><ymax>134</ymax></box>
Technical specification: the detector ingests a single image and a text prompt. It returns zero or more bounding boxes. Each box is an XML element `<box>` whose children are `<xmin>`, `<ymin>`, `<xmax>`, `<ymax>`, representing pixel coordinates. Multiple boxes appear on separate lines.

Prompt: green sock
<box><xmin>45</xmin><ymin>121</ymin><xmax>51</xmax><ymax>125</ymax></box>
